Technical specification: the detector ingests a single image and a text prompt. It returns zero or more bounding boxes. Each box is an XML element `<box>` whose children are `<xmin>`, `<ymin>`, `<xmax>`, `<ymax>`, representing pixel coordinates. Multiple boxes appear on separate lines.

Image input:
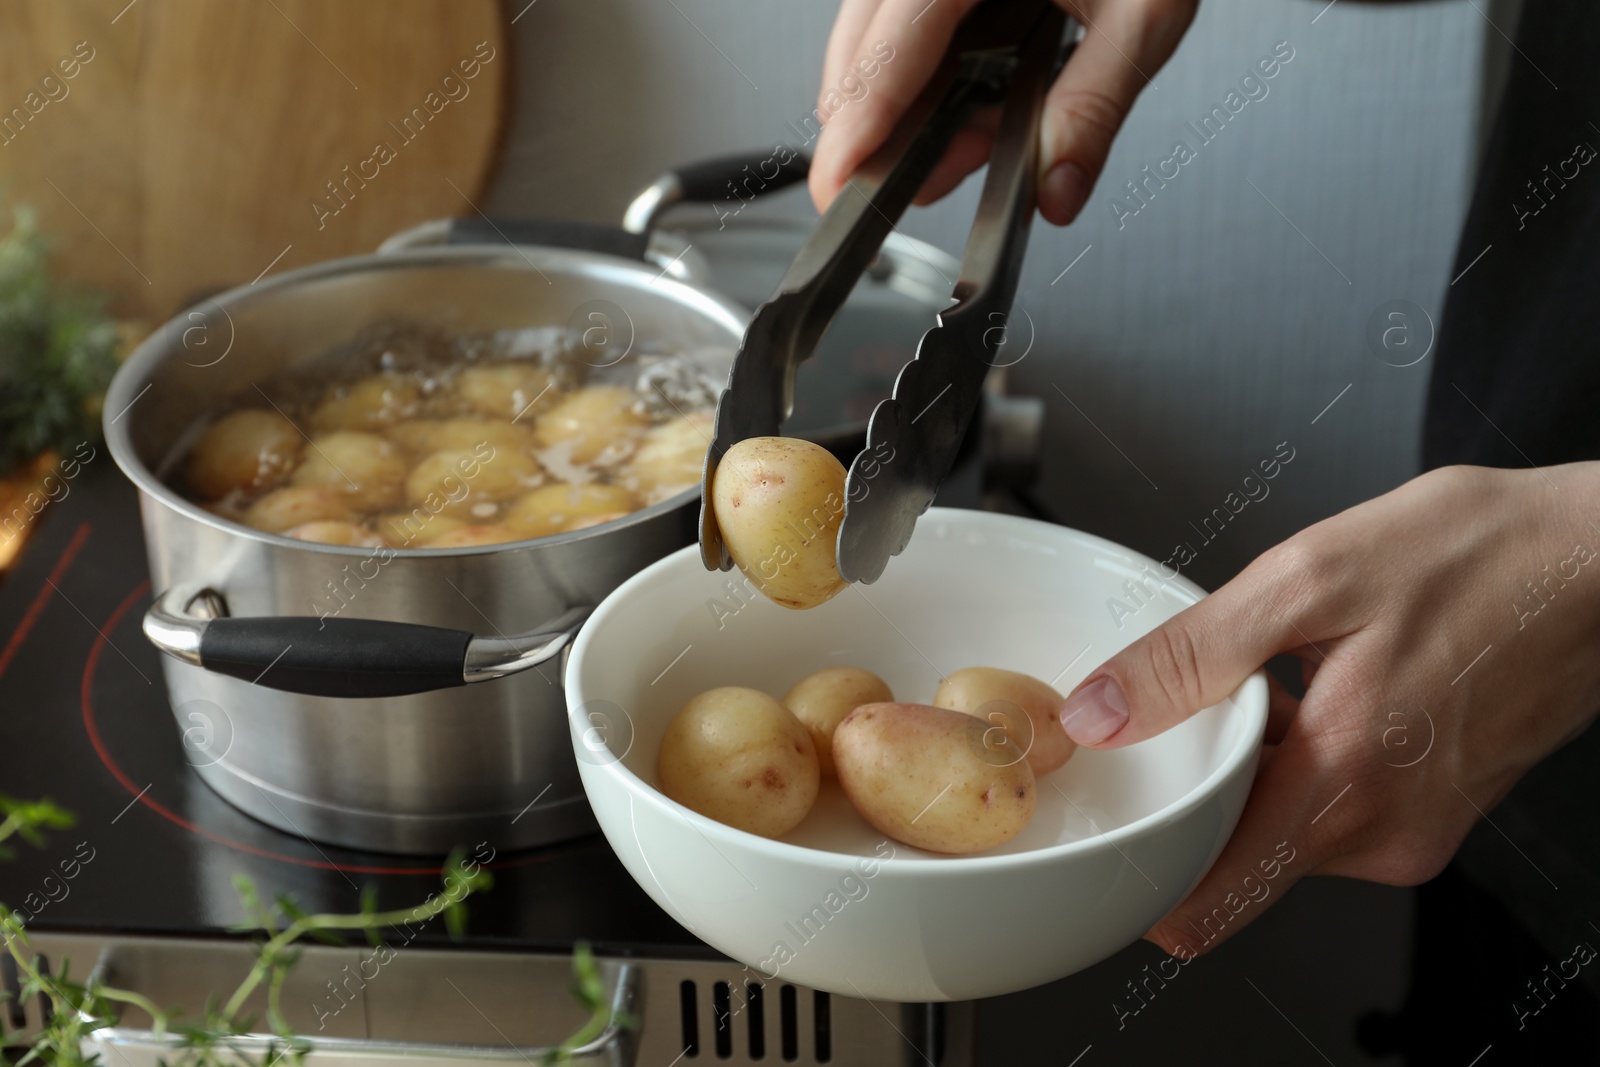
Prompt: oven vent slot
<box><xmin>713</xmin><ymin>980</ymin><xmax>734</xmax><ymax>1058</ymax></box>
<box><xmin>813</xmin><ymin>990</ymin><xmax>831</xmax><ymax>1062</ymax></box>
<box><xmin>675</xmin><ymin>974</ymin><xmax>842</xmax><ymax>1063</ymax></box>
<box><xmin>680</xmin><ymin>978</ymin><xmax>700</xmax><ymax>1057</ymax></box>
<box><xmin>1</xmin><ymin>951</ymin><xmax>52</xmax><ymax>1037</ymax></box>
<box><xmin>745</xmin><ymin>980</ymin><xmax>766</xmax><ymax>1059</ymax></box>
<box><xmin>780</xmin><ymin>983</ymin><xmax>798</xmax><ymax>1061</ymax></box>
<box><xmin>1</xmin><ymin>951</ymin><xmax>26</xmax><ymax>1030</ymax></box>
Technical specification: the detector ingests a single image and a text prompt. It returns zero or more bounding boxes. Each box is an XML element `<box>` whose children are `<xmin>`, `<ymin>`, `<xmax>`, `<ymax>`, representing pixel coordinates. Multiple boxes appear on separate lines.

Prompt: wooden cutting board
<box><xmin>0</xmin><ymin>0</ymin><xmax>506</xmax><ymax>321</ymax></box>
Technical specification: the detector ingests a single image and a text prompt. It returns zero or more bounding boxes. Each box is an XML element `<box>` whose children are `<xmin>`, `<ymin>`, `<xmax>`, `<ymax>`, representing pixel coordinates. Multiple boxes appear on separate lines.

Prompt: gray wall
<box><xmin>488</xmin><ymin>0</ymin><xmax>1489</xmax><ymax>593</ymax></box>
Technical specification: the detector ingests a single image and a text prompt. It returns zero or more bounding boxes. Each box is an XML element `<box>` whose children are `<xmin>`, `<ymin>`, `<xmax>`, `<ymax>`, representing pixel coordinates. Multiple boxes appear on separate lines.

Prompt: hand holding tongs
<box><xmin>700</xmin><ymin>0</ymin><xmax>1074</xmax><ymax>583</ymax></box>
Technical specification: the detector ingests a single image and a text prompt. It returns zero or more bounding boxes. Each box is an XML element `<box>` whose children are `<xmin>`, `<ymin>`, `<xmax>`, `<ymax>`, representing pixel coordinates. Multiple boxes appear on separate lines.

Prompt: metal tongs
<box><xmin>700</xmin><ymin>0</ymin><xmax>1074</xmax><ymax>583</ymax></box>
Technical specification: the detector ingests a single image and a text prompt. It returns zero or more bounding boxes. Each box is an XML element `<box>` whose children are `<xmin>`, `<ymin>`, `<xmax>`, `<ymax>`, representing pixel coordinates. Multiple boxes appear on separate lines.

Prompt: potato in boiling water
<box><xmin>933</xmin><ymin>667</ymin><xmax>1076</xmax><ymax>776</ymax></box>
<box><xmin>455</xmin><ymin>364</ymin><xmax>557</xmax><ymax>421</ymax></box>
<box><xmin>282</xmin><ymin>521</ymin><xmax>387</xmax><ymax>547</ymax></box>
<box><xmin>243</xmin><ymin>486</ymin><xmax>358</xmax><ymax>534</ymax></box>
<box><xmin>308</xmin><ymin>373</ymin><xmax>420</xmax><ymax>432</ymax></box>
<box><xmin>186</xmin><ymin>409</ymin><xmax>302</xmax><ymax>501</ymax></box>
<box><xmin>711</xmin><ymin>437</ymin><xmax>847</xmax><ymax>610</ymax></box>
<box><xmin>504</xmin><ymin>483</ymin><xmax>638</xmax><ymax>538</ymax></box>
<box><xmin>533</xmin><ymin>386</ymin><xmax>647</xmax><ymax>466</ymax></box>
<box><xmin>404</xmin><ymin>447</ymin><xmax>543</xmax><ymax>519</ymax></box>
<box><xmin>424</xmin><ymin>523</ymin><xmax>523</xmax><ymax>547</ymax></box>
<box><xmin>781</xmin><ymin>667</ymin><xmax>893</xmax><ymax>778</ymax></box>
<box><xmin>386</xmin><ymin>418</ymin><xmax>534</xmax><ymax>458</ymax></box>
<box><xmin>290</xmin><ymin>432</ymin><xmax>408</xmax><ymax>510</ymax></box>
<box><xmin>376</xmin><ymin>511</ymin><xmax>467</xmax><ymax>548</ymax></box>
<box><xmin>657</xmin><ymin>687</ymin><xmax>820</xmax><ymax>839</ymax></box>
<box><xmin>832</xmin><ymin>703</ymin><xmax>1036</xmax><ymax>854</ymax></box>
<box><xmin>566</xmin><ymin>511</ymin><xmax>629</xmax><ymax>531</ymax></box>
<box><xmin>621</xmin><ymin>412</ymin><xmax>713</xmax><ymax>503</ymax></box>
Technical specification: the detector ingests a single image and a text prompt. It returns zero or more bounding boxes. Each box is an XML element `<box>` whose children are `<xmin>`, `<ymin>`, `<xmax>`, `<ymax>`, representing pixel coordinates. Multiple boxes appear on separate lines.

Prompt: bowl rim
<box><xmin>566</xmin><ymin>506</ymin><xmax>1268</xmax><ymax>873</ymax></box>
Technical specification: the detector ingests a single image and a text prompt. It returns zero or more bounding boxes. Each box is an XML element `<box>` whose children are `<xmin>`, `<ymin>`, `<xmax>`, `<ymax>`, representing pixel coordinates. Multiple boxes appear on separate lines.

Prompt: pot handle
<box><xmin>143</xmin><ymin>586</ymin><xmax>590</xmax><ymax>699</ymax></box>
<box><xmin>622</xmin><ymin>150</ymin><xmax>812</xmax><ymax>234</ymax></box>
<box><xmin>378</xmin><ymin>150</ymin><xmax>811</xmax><ymax>255</ymax></box>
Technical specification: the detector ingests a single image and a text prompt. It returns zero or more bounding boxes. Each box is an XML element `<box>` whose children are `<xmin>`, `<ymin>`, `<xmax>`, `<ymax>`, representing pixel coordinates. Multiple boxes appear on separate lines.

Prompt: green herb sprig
<box><xmin>0</xmin><ymin>795</ymin><xmax>626</xmax><ymax>1066</ymax></box>
<box><xmin>0</xmin><ymin>203</ymin><xmax>121</xmax><ymax>477</ymax></box>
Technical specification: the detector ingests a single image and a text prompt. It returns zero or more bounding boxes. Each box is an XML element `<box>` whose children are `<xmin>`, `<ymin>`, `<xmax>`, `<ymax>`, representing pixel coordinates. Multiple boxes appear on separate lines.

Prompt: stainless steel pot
<box><xmin>105</xmin><ymin>246</ymin><xmax>746</xmax><ymax>855</ymax></box>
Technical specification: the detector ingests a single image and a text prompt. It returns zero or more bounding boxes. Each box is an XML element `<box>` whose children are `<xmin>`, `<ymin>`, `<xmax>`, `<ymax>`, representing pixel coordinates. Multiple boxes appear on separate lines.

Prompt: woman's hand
<box><xmin>810</xmin><ymin>0</ymin><xmax>1199</xmax><ymax>224</ymax></box>
<box><xmin>1056</xmin><ymin>463</ymin><xmax>1600</xmax><ymax>955</ymax></box>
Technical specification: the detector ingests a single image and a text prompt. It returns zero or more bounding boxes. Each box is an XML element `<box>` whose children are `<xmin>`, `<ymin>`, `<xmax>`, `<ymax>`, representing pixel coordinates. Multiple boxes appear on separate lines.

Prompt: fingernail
<box><xmin>1041</xmin><ymin>161</ymin><xmax>1089</xmax><ymax>224</ymax></box>
<box><xmin>1060</xmin><ymin>676</ymin><xmax>1129</xmax><ymax>745</ymax></box>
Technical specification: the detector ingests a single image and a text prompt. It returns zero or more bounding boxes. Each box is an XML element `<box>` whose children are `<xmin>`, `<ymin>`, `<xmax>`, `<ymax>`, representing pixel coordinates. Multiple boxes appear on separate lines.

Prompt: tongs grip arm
<box><xmin>836</xmin><ymin>2</ymin><xmax>1071</xmax><ymax>583</ymax></box>
<box><xmin>700</xmin><ymin>0</ymin><xmax>1068</xmax><ymax>573</ymax></box>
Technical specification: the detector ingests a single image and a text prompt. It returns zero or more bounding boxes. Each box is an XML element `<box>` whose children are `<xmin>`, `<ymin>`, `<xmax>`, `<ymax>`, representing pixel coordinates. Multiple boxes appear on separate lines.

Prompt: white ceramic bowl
<box><xmin>565</xmin><ymin>508</ymin><xmax>1266</xmax><ymax>1002</ymax></box>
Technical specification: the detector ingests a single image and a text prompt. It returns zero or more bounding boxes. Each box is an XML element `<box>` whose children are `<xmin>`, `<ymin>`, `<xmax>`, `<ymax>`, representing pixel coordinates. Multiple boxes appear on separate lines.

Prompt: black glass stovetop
<box><xmin>0</xmin><ymin>466</ymin><xmax>709</xmax><ymax>958</ymax></box>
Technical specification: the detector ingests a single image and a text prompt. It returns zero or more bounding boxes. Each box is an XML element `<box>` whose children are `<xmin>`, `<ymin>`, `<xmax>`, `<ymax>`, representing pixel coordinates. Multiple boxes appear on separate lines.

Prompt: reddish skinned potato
<box><xmin>657</xmin><ymin>687</ymin><xmax>820</xmax><ymax>838</ymax></box>
<box><xmin>782</xmin><ymin>667</ymin><xmax>893</xmax><ymax>778</ymax></box>
<box><xmin>711</xmin><ymin>437</ymin><xmax>847</xmax><ymax>610</ymax></box>
<box><xmin>933</xmin><ymin>667</ymin><xmax>1077</xmax><ymax>776</ymax></box>
<box><xmin>833</xmin><ymin>703</ymin><xmax>1036</xmax><ymax>854</ymax></box>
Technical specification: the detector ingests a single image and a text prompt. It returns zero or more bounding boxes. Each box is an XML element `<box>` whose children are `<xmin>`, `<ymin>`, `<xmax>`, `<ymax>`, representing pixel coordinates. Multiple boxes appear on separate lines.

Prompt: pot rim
<box><xmin>103</xmin><ymin>244</ymin><xmax>749</xmax><ymax>558</ymax></box>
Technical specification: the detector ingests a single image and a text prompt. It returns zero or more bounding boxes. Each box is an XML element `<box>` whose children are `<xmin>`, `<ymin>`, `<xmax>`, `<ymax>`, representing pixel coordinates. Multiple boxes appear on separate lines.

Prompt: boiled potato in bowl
<box><xmin>711</xmin><ymin>437</ymin><xmax>848</xmax><ymax>610</ymax></box>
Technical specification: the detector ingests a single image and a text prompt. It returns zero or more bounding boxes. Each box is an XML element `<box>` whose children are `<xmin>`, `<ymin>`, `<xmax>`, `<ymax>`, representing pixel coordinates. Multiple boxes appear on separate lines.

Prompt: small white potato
<box><xmin>308</xmin><ymin>373</ymin><xmax>421</xmax><ymax>432</ymax></box>
<box><xmin>243</xmin><ymin>486</ymin><xmax>358</xmax><ymax>534</ymax></box>
<box><xmin>290</xmin><ymin>432</ymin><xmax>408</xmax><ymax>510</ymax></box>
<box><xmin>404</xmin><ymin>447</ymin><xmax>543</xmax><ymax>519</ymax></box>
<box><xmin>504</xmin><ymin>483</ymin><xmax>639</xmax><ymax>538</ymax></box>
<box><xmin>386</xmin><ymin>418</ymin><xmax>535</xmax><ymax>458</ymax></box>
<box><xmin>657</xmin><ymin>686</ymin><xmax>820</xmax><ymax>839</ymax></box>
<box><xmin>533</xmin><ymin>386</ymin><xmax>647</xmax><ymax>465</ymax></box>
<box><xmin>833</xmin><ymin>703</ymin><xmax>1036</xmax><ymax>854</ymax></box>
<box><xmin>424</xmin><ymin>523</ymin><xmax>524</xmax><ymax>547</ymax></box>
<box><xmin>620</xmin><ymin>411</ymin><xmax>713</xmax><ymax>502</ymax></box>
<box><xmin>282</xmin><ymin>521</ymin><xmax>387</xmax><ymax>547</ymax></box>
<box><xmin>711</xmin><ymin>436</ymin><xmax>847</xmax><ymax>610</ymax></box>
<box><xmin>376</xmin><ymin>511</ymin><xmax>467</xmax><ymax>548</ymax></box>
<box><xmin>933</xmin><ymin>667</ymin><xmax>1076</xmax><ymax>776</ymax></box>
<box><xmin>781</xmin><ymin>667</ymin><xmax>893</xmax><ymax>778</ymax></box>
<box><xmin>186</xmin><ymin>409</ymin><xmax>302</xmax><ymax>500</ymax></box>
<box><xmin>455</xmin><ymin>363</ymin><xmax>557</xmax><ymax>421</ymax></box>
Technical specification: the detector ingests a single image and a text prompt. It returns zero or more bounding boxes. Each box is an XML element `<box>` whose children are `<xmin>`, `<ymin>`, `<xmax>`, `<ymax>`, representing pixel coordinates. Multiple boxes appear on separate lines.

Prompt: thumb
<box><xmin>1060</xmin><ymin>566</ymin><xmax>1294</xmax><ymax>748</ymax></box>
<box><xmin>1037</xmin><ymin>0</ymin><xmax>1197</xmax><ymax>224</ymax></box>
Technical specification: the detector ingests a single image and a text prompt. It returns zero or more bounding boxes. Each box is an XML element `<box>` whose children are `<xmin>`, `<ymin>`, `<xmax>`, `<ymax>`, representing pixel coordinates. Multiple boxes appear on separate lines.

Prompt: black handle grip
<box><xmin>446</xmin><ymin>218</ymin><xmax>650</xmax><ymax>261</ymax></box>
<box><xmin>671</xmin><ymin>150</ymin><xmax>811</xmax><ymax>203</ymax></box>
<box><xmin>198</xmin><ymin>617</ymin><xmax>473</xmax><ymax>698</ymax></box>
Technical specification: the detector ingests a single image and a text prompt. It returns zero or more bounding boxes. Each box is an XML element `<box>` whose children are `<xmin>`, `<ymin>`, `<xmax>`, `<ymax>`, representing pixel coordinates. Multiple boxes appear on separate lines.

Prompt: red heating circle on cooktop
<box><xmin>81</xmin><ymin>578</ymin><xmax>564</xmax><ymax>876</ymax></box>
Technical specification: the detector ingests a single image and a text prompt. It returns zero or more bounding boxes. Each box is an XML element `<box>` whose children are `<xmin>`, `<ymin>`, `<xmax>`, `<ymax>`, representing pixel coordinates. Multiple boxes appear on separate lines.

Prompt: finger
<box><xmin>1059</xmin><ymin>560</ymin><xmax>1311</xmax><ymax>749</ymax></box>
<box><xmin>809</xmin><ymin>0</ymin><xmax>984</xmax><ymax>213</ymax></box>
<box><xmin>1143</xmin><ymin>738</ymin><xmax>1326</xmax><ymax>957</ymax></box>
<box><xmin>1038</xmin><ymin>0</ymin><xmax>1198</xmax><ymax>224</ymax></box>
<box><xmin>1302</xmin><ymin>656</ymin><xmax>1320</xmax><ymax>691</ymax></box>
<box><xmin>820</xmin><ymin>0</ymin><xmax>883</xmax><ymax>110</ymax></box>
<box><xmin>1264</xmin><ymin>675</ymin><xmax>1300</xmax><ymax>744</ymax></box>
